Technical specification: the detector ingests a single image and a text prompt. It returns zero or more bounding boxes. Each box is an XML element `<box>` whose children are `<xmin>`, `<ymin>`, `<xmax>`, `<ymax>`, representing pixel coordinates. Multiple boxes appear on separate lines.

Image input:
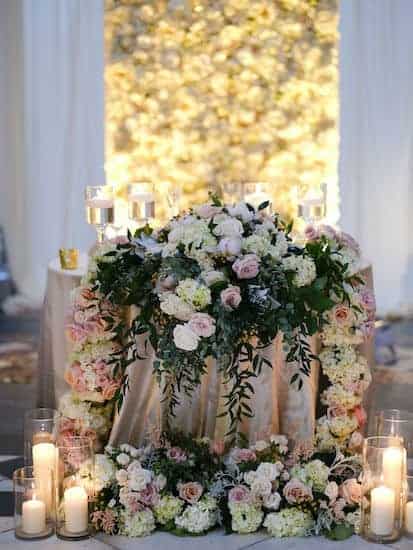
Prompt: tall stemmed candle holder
<box><xmin>56</xmin><ymin>436</ymin><xmax>94</xmax><ymax>540</ymax></box>
<box><xmin>85</xmin><ymin>185</ymin><xmax>115</xmax><ymax>243</ymax></box>
<box><xmin>361</xmin><ymin>436</ymin><xmax>406</xmax><ymax>543</ymax></box>
<box><xmin>221</xmin><ymin>182</ymin><xmax>272</xmax><ymax>210</ymax></box>
<box><xmin>13</xmin><ymin>466</ymin><xmax>54</xmax><ymax>540</ymax></box>
<box><xmin>128</xmin><ymin>182</ymin><xmax>155</xmax><ymax>228</ymax></box>
<box><xmin>24</xmin><ymin>408</ymin><xmax>58</xmax><ymax>519</ymax></box>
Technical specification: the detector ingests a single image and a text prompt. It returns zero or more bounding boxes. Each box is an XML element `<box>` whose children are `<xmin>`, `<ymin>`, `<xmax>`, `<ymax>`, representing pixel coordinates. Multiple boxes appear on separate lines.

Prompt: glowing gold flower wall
<box><xmin>104</xmin><ymin>0</ymin><xmax>338</xmax><ymax>220</ymax></box>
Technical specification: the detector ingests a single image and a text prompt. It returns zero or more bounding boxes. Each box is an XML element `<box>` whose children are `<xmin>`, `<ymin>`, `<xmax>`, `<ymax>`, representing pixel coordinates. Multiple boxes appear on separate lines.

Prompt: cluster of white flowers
<box><xmin>282</xmin><ymin>255</ymin><xmax>317</xmax><ymax>287</ymax></box>
<box><xmin>319</xmin><ymin>346</ymin><xmax>370</xmax><ymax>390</ymax></box>
<box><xmin>229</xmin><ymin>502</ymin><xmax>264</xmax><ymax>534</ymax></box>
<box><xmin>290</xmin><ymin>459</ymin><xmax>330</xmax><ymax>492</ymax></box>
<box><xmin>104</xmin><ymin>0</ymin><xmax>338</xmax><ymax>220</ymax></box>
<box><xmin>95</xmin><ymin>454</ymin><xmax>116</xmax><ymax>491</ymax></box>
<box><xmin>154</xmin><ymin>496</ymin><xmax>184</xmax><ymax>525</ymax></box>
<box><xmin>121</xmin><ymin>509</ymin><xmax>155</xmax><ymax>537</ymax></box>
<box><xmin>264</xmin><ymin>508</ymin><xmax>314</xmax><ymax>538</ymax></box>
<box><xmin>174</xmin><ymin>497</ymin><xmax>218</xmax><ymax>534</ymax></box>
<box><xmin>59</xmin><ymin>392</ymin><xmax>113</xmax><ymax>435</ymax></box>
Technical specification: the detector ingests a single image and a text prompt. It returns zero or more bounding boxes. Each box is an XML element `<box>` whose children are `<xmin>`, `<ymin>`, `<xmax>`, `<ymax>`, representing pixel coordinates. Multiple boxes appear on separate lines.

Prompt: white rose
<box><xmin>263</xmin><ymin>492</ymin><xmax>281</xmax><ymax>510</ymax></box>
<box><xmin>173</xmin><ymin>324</ymin><xmax>200</xmax><ymax>351</ymax></box>
<box><xmin>254</xmin><ymin>440</ymin><xmax>269</xmax><ymax>452</ymax></box>
<box><xmin>214</xmin><ymin>217</ymin><xmax>244</xmax><ymax>237</ymax></box>
<box><xmin>227</xmin><ymin>202</ymin><xmax>254</xmax><ymax>222</ymax></box>
<box><xmin>251</xmin><ymin>477</ymin><xmax>272</xmax><ymax>497</ymax></box>
<box><xmin>117</xmin><ymin>453</ymin><xmax>130</xmax><ymax>466</ymax></box>
<box><xmin>243</xmin><ymin>471</ymin><xmax>258</xmax><ymax>486</ymax></box>
<box><xmin>218</xmin><ymin>237</ymin><xmax>242</xmax><ymax>257</ymax></box>
<box><xmin>201</xmin><ymin>270</ymin><xmax>226</xmax><ymax>287</ymax></box>
<box><xmin>128</xmin><ymin>467</ymin><xmax>152</xmax><ymax>492</ymax></box>
<box><xmin>256</xmin><ymin>462</ymin><xmax>280</xmax><ymax>482</ymax></box>
<box><xmin>116</xmin><ymin>469</ymin><xmax>128</xmax><ymax>486</ymax></box>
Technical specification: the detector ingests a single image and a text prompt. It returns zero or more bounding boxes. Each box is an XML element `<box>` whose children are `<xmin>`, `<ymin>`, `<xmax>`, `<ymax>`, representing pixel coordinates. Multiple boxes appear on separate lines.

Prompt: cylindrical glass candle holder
<box><xmin>56</xmin><ymin>436</ymin><xmax>94</xmax><ymax>540</ymax></box>
<box><xmin>374</xmin><ymin>409</ymin><xmax>413</xmax><ymax>466</ymax></box>
<box><xmin>361</xmin><ymin>436</ymin><xmax>406</xmax><ymax>543</ymax></box>
<box><xmin>24</xmin><ymin>408</ymin><xmax>58</xmax><ymax>517</ymax></box>
<box><xmin>13</xmin><ymin>466</ymin><xmax>54</xmax><ymax>540</ymax></box>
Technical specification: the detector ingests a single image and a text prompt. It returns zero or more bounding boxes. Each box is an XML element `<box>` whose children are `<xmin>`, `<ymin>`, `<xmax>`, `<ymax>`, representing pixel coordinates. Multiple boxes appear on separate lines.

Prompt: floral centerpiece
<box><xmin>61</xmin><ymin>198</ymin><xmax>374</xmax><ymax>450</ymax></box>
<box><xmin>92</xmin><ymin>431</ymin><xmax>362</xmax><ymax>540</ymax></box>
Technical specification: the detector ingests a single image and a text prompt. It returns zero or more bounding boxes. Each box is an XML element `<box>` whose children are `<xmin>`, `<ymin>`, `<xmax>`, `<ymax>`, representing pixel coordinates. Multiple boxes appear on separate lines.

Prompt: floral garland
<box><xmin>92</xmin><ymin>432</ymin><xmax>362</xmax><ymax>540</ymax></box>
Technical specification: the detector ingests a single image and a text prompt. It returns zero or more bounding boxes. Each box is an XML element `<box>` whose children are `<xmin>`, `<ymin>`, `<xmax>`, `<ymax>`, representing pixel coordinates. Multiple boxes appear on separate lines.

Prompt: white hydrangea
<box><xmin>121</xmin><ymin>509</ymin><xmax>155</xmax><ymax>537</ymax></box>
<box><xmin>264</xmin><ymin>508</ymin><xmax>314</xmax><ymax>538</ymax></box>
<box><xmin>328</xmin><ymin>414</ymin><xmax>358</xmax><ymax>438</ymax></box>
<box><xmin>117</xmin><ymin>453</ymin><xmax>130</xmax><ymax>467</ymax></box>
<box><xmin>175</xmin><ymin>499</ymin><xmax>217</xmax><ymax>534</ymax></box>
<box><xmin>176</xmin><ymin>279</ymin><xmax>212</xmax><ymax>310</ymax></box>
<box><xmin>94</xmin><ymin>454</ymin><xmax>116</xmax><ymax>491</ymax></box>
<box><xmin>291</xmin><ymin>460</ymin><xmax>330</xmax><ymax>492</ymax></box>
<box><xmin>282</xmin><ymin>255</ymin><xmax>317</xmax><ymax>287</ymax></box>
<box><xmin>201</xmin><ymin>270</ymin><xmax>226</xmax><ymax>287</ymax></box>
<box><xmin>321</xmin><ymin>384</ymin><xmax>362</xmax><ymax>410</ymax></box>
<box><xmin>154</xmin><ymin>496</ymin><xmax>184</xmax><ymax>525</ymax></box>
<box><xmin>320</xmin><ymin>346</ymin><xmax>371</xmax><ymax>389</ymax></box>
<box><xmin>229</xmin><ymin>502</ymin><xmax>263</xmax><ymax>534</ymax></box>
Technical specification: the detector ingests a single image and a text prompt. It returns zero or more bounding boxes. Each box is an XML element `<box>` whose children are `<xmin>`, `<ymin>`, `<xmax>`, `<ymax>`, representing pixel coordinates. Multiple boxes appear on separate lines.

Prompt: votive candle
<box><xmin>406</xmin><ymin>501</ymin><xmax>413</xmax><ymax>534</ymax></box>
<box><xmin>383</xmin><ymin>446</ymin><xmax>403</xmax><ymax>490</ymax></box>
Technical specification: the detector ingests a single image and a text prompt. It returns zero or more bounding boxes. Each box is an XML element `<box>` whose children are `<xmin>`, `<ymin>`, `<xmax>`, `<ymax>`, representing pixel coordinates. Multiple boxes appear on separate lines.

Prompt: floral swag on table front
<box><xmin>60</xmin><ymin>198</ymin><xmax>374</xmax><ymax>539</ymax></box>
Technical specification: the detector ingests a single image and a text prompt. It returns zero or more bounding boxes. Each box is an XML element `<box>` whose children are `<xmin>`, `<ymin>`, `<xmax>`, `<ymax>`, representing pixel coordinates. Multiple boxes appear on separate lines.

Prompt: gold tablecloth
<box><xmin>109</xmin><ymin>265</ymin><xmax>374</xmax><ymax>447</ymax></box>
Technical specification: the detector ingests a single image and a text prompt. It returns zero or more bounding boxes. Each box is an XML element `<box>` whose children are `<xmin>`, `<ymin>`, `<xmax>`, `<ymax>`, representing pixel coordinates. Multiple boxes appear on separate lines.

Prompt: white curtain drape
<box><xmin>0</xmin><ymin>0</ymin><xmax>104</xmax><ymax>303</ymax></box>
<box><xmin>340</xmin><ymin>0</ymin><xmax>413</xmax><ymax>315</ymax></box>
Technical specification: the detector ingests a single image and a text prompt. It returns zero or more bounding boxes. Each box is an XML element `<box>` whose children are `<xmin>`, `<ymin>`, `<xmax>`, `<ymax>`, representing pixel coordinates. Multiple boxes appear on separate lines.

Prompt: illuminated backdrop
<box><xmin>104</xmin><ymin>0</ymin><xmax>338</xmax><ymax>220</ymax></box>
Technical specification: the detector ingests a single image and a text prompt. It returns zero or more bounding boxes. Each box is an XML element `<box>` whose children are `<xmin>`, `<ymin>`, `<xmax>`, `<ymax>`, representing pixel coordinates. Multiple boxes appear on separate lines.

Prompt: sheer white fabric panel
<box><xmin>340</xmin><ymin>0</ymin><xmax>413</xmax><ymax>314</ymax></box>
<box><xmin>0</xmin><ymin>0</ymin><xmax>104</xmax><ymax>302</ymax></box>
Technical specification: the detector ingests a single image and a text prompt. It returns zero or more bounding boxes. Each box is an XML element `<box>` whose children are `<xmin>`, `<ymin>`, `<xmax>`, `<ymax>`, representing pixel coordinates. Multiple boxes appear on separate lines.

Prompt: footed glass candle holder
<box><xmin>56</xmin><ymin>436</ymin><xmax>94</xmax><ymax>540</ymax></box>
<box><xmin>14</xmin><ymin>466</ymin><xmax>54</xmax><ymax>540</ymax></box>
<box><xmin>128</xmin><ymin>182</ymin><xmax>155</xmax><ymax>227</ymax></box>
<box><xmin>361</xmin><ymin>436</ymin><xmax>406</xmax><ymax>543</ymax></box>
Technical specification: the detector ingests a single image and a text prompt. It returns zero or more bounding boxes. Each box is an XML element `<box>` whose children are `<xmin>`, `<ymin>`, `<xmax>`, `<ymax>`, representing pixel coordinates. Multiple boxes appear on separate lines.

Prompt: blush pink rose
<box><xmin>196</xmin><ymin>204</ymin><xmax>222</xmax><ymax>218</ymax></box>
<box><xmin>304</xmin><ymin>225</ymin><xmax>319</xmax><ymax>241</ymax></box>
<box><xmin>348</xmin><ymin>431</ymin><xmax>364</xmax><ymax>453</ymax></box>
<box><xmin>101</xmin><ymin>380</ymin><xmax>120</xmax><ymax>401</ymax></box>
<box><xmin>178</xmin><ymin>482</ymin><xmax>203</xmax><ymax>504</ymax></box>
<box><xmin>339</xmin><ymin>479</ymin><xmax>362</xmax><ymax>505</ymax></box>
<box><xmin>359</xmin><ymin>288</ymin><xmax>376</xmax><ymax>312</ymax></box>
<box><xmin>332</xmin><ymin>497</ymin><xmax>346</xmax><ymax>520</ymax></box>
<box><xmin>353</xmin><ymin>405</ymin><xmax>367</xmax><ymax>428</ymax></box>
<box><xmin>218</xmin><ymin>237</ymin><xmax>242</xmax><ymax>257</ymax></box>
<box><xmin>283</xmin><ymin>478</ymin><xmax>313</xmax><ymax>504</ymax></box>
<box><xmin>211</xmin><ymin>440</ymin><xmax>225</xmax><ymax>456</ymax></box>
<box><xmin>167</xmin><ymin>447</ymin><xmax>187</xmax><ymax>463</ymax></box>
<box><xmin>318</xmin><ymin>224</ymin><xmax>337</xmax><ymax>240</ymax></box>
<box><xmin>231</xmin><ymin>448</ymin><xmax>257</xmax><ymax>463</ymax></box>
<box><xmin>188</xmin><ymin>313</ymin><xmax>216</xmax><ymax>338</ymax></box>
<box><xmin>339</xmin><ymin>231</ymin><xmax>360</xmax><ymax>254</ymax></box>
<box><xmin>221</xmin><ymin>285</ymin><xmax>242</xmax><ymax>310</ymax></box>
<box><xmin>232</xmin><ymin>254</ymin><xmax>260</xmax><ymax>279</ymax></box>
<box><xmin>138</xmin><ymin>483</ymin><xmax>159</xmax><ymax>507</ymax></box>
<box><xmin>66</xmin><ymin>324</ymin><xmax>88</xmax><ymax>344</ymax></box>
<box><xmin>228</xmin><ymin>485</ymin><xmax>251</xmax><ymax>504</ymax></box>
<box><xmin>332</xmin><ymin>304</ymin><xmax>352</xmax><ymax>325</ymax></box>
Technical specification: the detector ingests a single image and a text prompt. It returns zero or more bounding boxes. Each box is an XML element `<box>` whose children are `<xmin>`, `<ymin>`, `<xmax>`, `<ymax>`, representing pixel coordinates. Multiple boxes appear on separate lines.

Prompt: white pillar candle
<box><xmin>405</xmin><ymin>501</ymin><xmax>413</xmax><ymax>533</ymax></box>
<box><xmin>22</xmin><ymin>498</ymin><xmax>46</xmax><ymax>535</ymax></box>
<box><xmin>370</xmin><ymin>486</ymin><xmax>395</xmax><ymax>536</ymax></box>
<box><xmin>64</xmin><ymin>486</ymin><xmax>89</xmax><ymax>534</ymax></box>
<box><xmin>383</xmin><ymin>446</ymin><xmax>403</xmax><ymax>490</ymax></box>
<box><xmin>33</xmin><ymin>442</ymin><xmax>56</xmax><ymax>511</ymax></box>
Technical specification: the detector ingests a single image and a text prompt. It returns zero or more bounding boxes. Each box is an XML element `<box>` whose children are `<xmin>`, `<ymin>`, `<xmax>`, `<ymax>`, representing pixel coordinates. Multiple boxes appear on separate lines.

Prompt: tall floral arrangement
<box><xmin>104</xmin><ymin>0</ymin><xmax>338</xmax><ymax>218</ymax></box>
